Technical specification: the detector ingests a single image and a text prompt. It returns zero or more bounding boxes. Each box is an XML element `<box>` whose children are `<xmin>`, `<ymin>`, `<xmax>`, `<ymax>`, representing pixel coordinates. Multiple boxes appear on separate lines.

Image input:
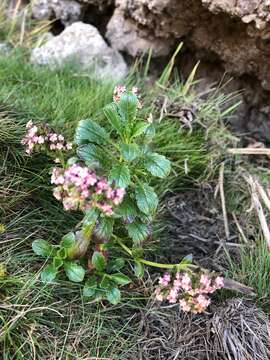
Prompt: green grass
<box><xmin>228</xmin><ymin>238</ymin><xmax>270</xmax><ymax>311</ymax></box>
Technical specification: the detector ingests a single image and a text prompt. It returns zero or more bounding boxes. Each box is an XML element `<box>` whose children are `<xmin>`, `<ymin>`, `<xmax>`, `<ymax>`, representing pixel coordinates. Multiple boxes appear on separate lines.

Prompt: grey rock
<box><xmin>31</xmin><ymin>22</ymin><xmax>128</xmax><ymax>79</ymax></box>
<box><xmin>0</xmin><ymin>43</ymin><xmax>11</xmax><ymax>56</ymax></box>
<box><xmin>32</xmin><ymin>0</ymin><xmax>82</xmax><ymax>26</ymax></box>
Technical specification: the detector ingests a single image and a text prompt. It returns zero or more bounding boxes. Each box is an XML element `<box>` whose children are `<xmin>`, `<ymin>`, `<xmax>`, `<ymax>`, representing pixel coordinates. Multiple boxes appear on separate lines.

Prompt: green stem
<box><xmin>115</xmin><ymin>236</ymin><xmax>194</xmax><ymax>271</ymax></box>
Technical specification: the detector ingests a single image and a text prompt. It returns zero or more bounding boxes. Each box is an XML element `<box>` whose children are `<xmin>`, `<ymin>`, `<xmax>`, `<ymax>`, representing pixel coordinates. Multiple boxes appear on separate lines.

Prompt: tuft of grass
<box><xmin>228</xmin><ymin>238</ymin><xmax>270</xmax><ymax>311</ymax></box>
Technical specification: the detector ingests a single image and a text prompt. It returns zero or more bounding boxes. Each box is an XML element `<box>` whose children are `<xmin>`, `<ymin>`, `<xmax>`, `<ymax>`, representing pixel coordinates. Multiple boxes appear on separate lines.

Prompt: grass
<box><xmin>228</xmin><ymin>238</ymin><xmax>270</xmax><ymax>311</ymax></box>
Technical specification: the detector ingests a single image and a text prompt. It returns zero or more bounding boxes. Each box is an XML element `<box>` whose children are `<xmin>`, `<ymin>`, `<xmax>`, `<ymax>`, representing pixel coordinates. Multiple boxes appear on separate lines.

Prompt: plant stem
<box><xmin>115</xmin><ymin>236</ymin><xmax>194</xmax><ymax>270</ymax></box>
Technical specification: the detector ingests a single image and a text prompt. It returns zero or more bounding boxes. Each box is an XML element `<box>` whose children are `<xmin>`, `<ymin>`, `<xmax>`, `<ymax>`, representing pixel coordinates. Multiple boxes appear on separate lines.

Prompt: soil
<box><xmin>158</xmin><ymin>186</ymin><xmax>235</xmax><ymax>272</ymax></box>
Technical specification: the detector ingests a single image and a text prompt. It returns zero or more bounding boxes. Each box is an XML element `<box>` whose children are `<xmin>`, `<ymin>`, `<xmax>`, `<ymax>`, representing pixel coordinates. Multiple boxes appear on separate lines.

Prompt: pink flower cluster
<box><xmin>155</xmin><ymin>271</ymin><xmax>224</xmax><ymax>313</ymax></box>
<box><xmin>21</xmin><ymin>120</ymin><xmax>72</xmax><ymax>155</ymax></box>
<box><xmin>113</xmin><ymin>85</ymin><xmax>142</xmax><ymax>108</ymax></box>
<box><xmin>51</xmin><ymin>163</ymin><xmax>125</xmax><ymax>215</ymax></box>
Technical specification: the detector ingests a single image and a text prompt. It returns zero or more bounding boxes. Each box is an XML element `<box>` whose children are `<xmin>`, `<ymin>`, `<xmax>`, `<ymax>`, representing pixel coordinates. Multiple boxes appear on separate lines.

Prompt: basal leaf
<box><xmin>40</xmin><ymin>264</ymin><xmax>57</xmax><ymax>283</ymax></box>
<box><xmin>64</xmin><ymin>261</ymin><xmax>85</xmax><ymax>282</ymax></box>
<box><xmin>92</xmin><ymin>251</ymin><xmax>106</xmax><ymax>271</ymax></box>
<box><xmin>60</xmin><ymin>232</ymin><xmax>76</xmax><ymax>249</ymax></box>
<box><xmin>83</xmin><ymin>276</ymin><xmax>97</xmax><ymax>297</ymax></box>
<box><xmin>106</xmin><ymin>287</ymin><xmax>121</xmax><ymax>305</ymax></box>
<box><xmin>77</xmin><ymin>144</ymin><xmax>106</xmax><ymax>166</ymax></box>
<box><xmin>32</xmin><ymin>239</ymin><xmax>53</xmax><ymax>257</ymax></box>
<box><xmin>110</xmin><ymin>273</ymin><xmax>131</xmax><ymax>286</ymax></box>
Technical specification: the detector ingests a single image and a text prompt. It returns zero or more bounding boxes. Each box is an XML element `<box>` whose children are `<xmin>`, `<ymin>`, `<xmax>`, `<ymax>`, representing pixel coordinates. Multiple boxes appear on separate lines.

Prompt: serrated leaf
<box><xmin>110</xmin><ymin>273</ymin><xmax>131</xmax><ymax>285</ymax></box>
<box><xmin>144</xmin><ymin>152</ymin><xmax>171</xmax><ymax>178</ymax></box>
<box><xmin>83</xmin><ymin>276</ymin><xmax>97</xmax><ymax>297</ymax></box>
<box><xmin>107</xmin><ymin>258</ymin><xmax>125</xmax><ymax>272</ymax></box>
<box><xmin>74</xmin><ymin>119</ymin><xmax>109</xmax><ymax>145</ymax></box>
<box><xmin>32</xmin><ymin>239</ymin><xmax>53</xmax><ymax>257</ymax></box>
<box><xmin>77</xmin><ymin>144</ymin><xmax>106</xmax><ymax>166</ymax></box>
<box><xmin>41</xmin><ymin>264</ymin><xmax>57</xmax><ymax>283</ymax></box>
<box><xmin>127</xmin><ymin>221</ymin><xmax>150</xmax><ymax>244</ymax></box>
<box><xmin>83</xmin><ymin>208</ymin><xmax>99</xmax><ymax>226</ymax></box>
<box><xmin>104</xmin><ymin>102</ymin><xmax>123</xmax><ymax>136</ymax></box>
<box><xmin>131</xmin><ymin>121</ymin><xmax>149</xmax><ymax>138</ymax></box>
<box><xmin>117</xmin><ymin>92</ymin><xmax>138</xmax><ymax>123</ymax></box>
<box><xmin>92</xmin><ymin>251</ymin><xmax>106</xmax><ymax>271</ymax></box>
<box><xmin>135</xmin><ymin>183</ymin><xmax>158</xmax><ymax>215</ymax></box>
<box><xmin>64</xmin><ymin>261</ymin><xmax>85</xmax><ymax>282</ymax></box>
<box><xmin>106</xmin><ymin>287</ymin><xmax>121</xmax><ymax>305</ymax></box>
<box><xmin>115</xmin><ymin>196</ymin><xmax>138</xmax><ymax>221</ymax></box>
<box><xmin>120</xmin><ymin>143</ymin><xmax>140</xmax><ymax>161</ymax></box>
<box><xmin>60</xmin><ymin>232</ymin><xmax>76</xmax><ymax>248</ymax></box>
<box><xmin>96</xmin><ymin>217</ymin><xmax>114</xmax><ymax>240</ymax></box>
<box><xmin>109</xmin><ymin>163</ymin><xmax>130</xmax><ymax>188</ymax></box>
<box><xmin>134</xmin><ymin>261</ymin><xmax>144</xmax><ymax>278</ymax></box>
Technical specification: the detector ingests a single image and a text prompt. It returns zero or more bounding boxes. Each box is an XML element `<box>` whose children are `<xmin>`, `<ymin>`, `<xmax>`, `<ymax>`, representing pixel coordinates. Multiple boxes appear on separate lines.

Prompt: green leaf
<box><xmin>180</xmin><ymin>254</ymin><xmax>193</xmax><ymax>265</ymax></box>
<box><xmin>106</xmin><ymin>287</ymin><xmax>121</xmax><ymax>305</ymax></box>
<box><xmin>145</xmin><ymin>123</ymin><xmax>156</xmax><ymax>141</ymax></box>
<box><xmin>74</xmin><ymin>119</ymin><xmax>109</xmax><ymax>145</ymax></box>
<box><xmin>134</xmin><ymin>261</ymin><xmax>144</xmax><ymax>278</ymax></box>
<box><xmin>60</xmin><ymin>232</ymin><xmax>76</xmax><ymax>248</ymax></box>
<box><xmin>115</xmin><ymin>196</ymin><xmax>138</xmax><ymax>221</ymax></box>
<box><xmin>96</xmin><ymin>217</ymin><xmax>114</xmax><ymax>240</ymax></box>
<box><xmin>40</xmin><ymin>264</ymin><xmax>57</xmax><ymax>283</ymax></box>
<box><xmin>144</xmin><ymin>152</ymin><xmax>171</xmax><ymax>178</ymax></box>
<box><xmin>83</xmin><ymin>276</ymin><xmax>97</xmax><ymax>297</ymax></box>
<box><xmin>56</xmin><ymin>248</ymin><xmax>67</xmax><ymax>259</ymax></box>
<box><xmin>120</xmin><ymin>143</ymin><xmax>140</xmax><ymax>161</ymax></box>
<box><xmin>64</xmin><ymin>261</ymin><xmax>85</xmax><ymax>282</ymax></box>
<box><xmin>109</xmin><ymin>163</ymin><xmax>130</xmax><ymax>188</ymax></box>
<box><xmin>32</xmin><ymin>239</ymin><xmax>53</xmax><ymax>257</ymax></box>
<box><xmin>83</xmin><ymin>208</ymin><xmax>99</xmax><ymax>226</ymax></box>
<box><xmin>103</xmin><ymin>102</ymin><xmax>123</xmax><ymax>136</ymax></box>
<box><xmin>126</xmin><ymin>221</ymin><xmax>150</xmax><ymax>244</ymax></box>
<box><xmin>110</xmin><ymin>273</ymin><xmax>131</xmax><ymax>286</ymax></box>
<box><xmin>77</xmin><ymin>144</ymin><xmax>106</xmax><ymax>166</ymax></box>
<box><xmin>100</xmin><ymin>275</ymin><xmax>113</xmax><ymax>290</ymax></box>
<box><xmin>118</xmin><ymin>92</ymin><xmax>138</xmax><ymax>123</ymax></box>
<box><xmin>131</xmin><ymin>121</ymin><xmax>149</xmax><ymax>138</ymax></box>
<box><xmin>53</xmin><ymin>257</ymin><xmax>63</xmax><ymax>269</ymax></box>
<box><xmin>92</xmin><ymin>251</ymin><xmax>106</xmax><ymax>271</ymax></box>
<box><xmin>107</xmin><ymin>258</ymin><xmax>125</xmax><ymax>272</ymax></box>
<box><xmin>135</xmin><ymin>183</ymin><xmax>158</xmax><ymax>215</ymax></box>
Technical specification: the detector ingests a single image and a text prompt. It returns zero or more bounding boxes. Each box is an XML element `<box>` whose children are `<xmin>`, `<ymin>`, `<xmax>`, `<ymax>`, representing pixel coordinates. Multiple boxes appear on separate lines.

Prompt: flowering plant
<box><xmin>25</xmin><ymin>85</ymin><xmax>223</xmax><ymax>309</ymax></box>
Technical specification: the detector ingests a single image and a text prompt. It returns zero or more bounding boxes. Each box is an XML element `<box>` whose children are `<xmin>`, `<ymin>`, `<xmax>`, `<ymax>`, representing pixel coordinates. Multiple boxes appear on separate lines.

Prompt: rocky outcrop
<box><xmin>32</xmin><ymin>0</ymin><xmax>83</xmax><ymax>25</ymax></box>
<box><xmin>31</xmin><ymin>22</ymin><xmax>127</xmax><ymax>78</ymax></box>
<box><xmin>106</xmin><ymin>1</ymin><xmax>270</xmax><ymax>91</ymax></box>
<box><xmin>104</xmin><ymin>0</ymin><xmax>270</xmax><ymax>139</ymax></box>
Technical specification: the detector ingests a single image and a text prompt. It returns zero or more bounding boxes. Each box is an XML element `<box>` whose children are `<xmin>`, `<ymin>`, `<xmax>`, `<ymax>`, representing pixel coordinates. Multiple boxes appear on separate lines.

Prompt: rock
<box><xmin>32</xmin><ymin>0</ymin><xmax>83</xmax><ymax>26</ymax></box>
<box><xmin>0</xmin><ymin>43</ymin><xmax>11</xmax><ymax>56</ymax></box>
<box><xmin>31</xmin><ymin>22</ymin><xmax>128</xmax><ymax>79</ymax></box>
<box><xmin>104</xmin><ymin>0</ymin><xmax>270</xmax><ymax>139</ymax></box>
<box><xmin>106</xmin><ymin>9</ymin><xmax>172</xmax><ymax>57</ymax></box>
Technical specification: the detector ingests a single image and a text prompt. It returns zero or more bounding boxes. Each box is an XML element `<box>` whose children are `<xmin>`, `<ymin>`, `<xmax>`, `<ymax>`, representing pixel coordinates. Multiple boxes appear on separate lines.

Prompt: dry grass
<box><xmin>132</xmin><ymin>298</ymin><xmax>270</xmax><ymax>360</ymax></box>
